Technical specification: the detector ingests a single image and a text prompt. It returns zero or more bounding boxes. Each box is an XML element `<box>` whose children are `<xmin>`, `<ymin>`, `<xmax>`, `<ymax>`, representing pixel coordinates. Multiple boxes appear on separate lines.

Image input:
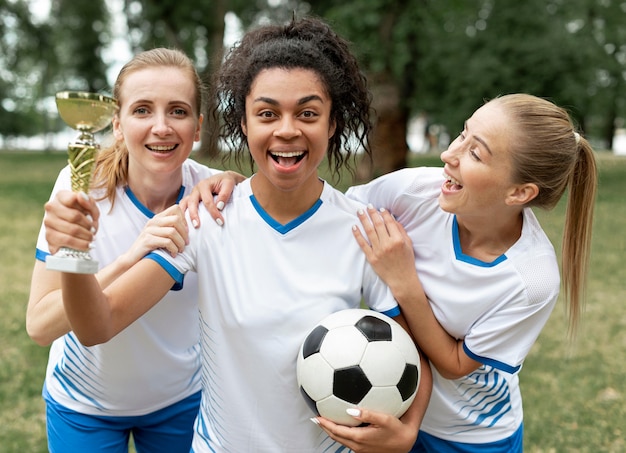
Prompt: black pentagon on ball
<box><xmin>333</xmin><ymin>365</ymin><xmax>372</xmax><ymax>404</ymax></box>
<box><xmin>300</xmin><ymin>386</ymin><xmax>320</xmax><ymax>416</ymax></box>
<box><xmin>355</xmin><ymin>315</ymin><xmax>393</xmax><ymax>342</ymax></box>
<box><xmin>302</xmin><ymin>325</ymin><xmax>329</xmax><ymax>359</ymax></box>
<box><xmin>397</xmin><ymin>364</ymin><xmax>420</xmax><ymax>401</ymax></box>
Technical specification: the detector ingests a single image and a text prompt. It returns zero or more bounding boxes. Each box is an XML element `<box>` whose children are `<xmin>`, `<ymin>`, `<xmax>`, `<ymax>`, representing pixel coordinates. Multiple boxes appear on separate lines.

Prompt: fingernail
<box><xmin>90</xmin><ymin>227</ymin><xmax>96</xmax><ymax>234</ymax></box>
<box><xmin>216</xmin><ymin>218</ymin><xmax>224</xmax><ymax>227</ymax></box>
<box><xmin>310</xmin><ymin>417</ymin><xmax>320</xmax><ymax>425</ymax></box>
<box><xmin>216</xmin><ymin>201</ymin><xmax>225</xmax><ymax>211</ymax></box>
<box><xmin>192</xmin><ymin>219</ymin><xmax>199</xmax><ymax>228</ymax></box>
<box><xmin>367</xmin><ymin>203</ymin><xmax>375</xmax><ymax>210</ymax></box>
<box><xmin>357</xmin><ymin>209</ymin><xmax>364</xmax><ymax>216</ymax></box>
<box><xmin>79</xmin><ymin>192</ymin><xmax>89</xmax><ymax>201</ymax></box>
<box><xmin>379</xmin><ymin>207</ymin><xmax>386</xmax><ymax>212</ymax></box>
<box><xmin>86</xmin><ymin>214</ymin><xmax>93</xmax><ymax>222</ymax></box>
<box><xmin>346</xmin><ymin>408</ymin><xmax>361</xmax><ymax>417</ymax></box>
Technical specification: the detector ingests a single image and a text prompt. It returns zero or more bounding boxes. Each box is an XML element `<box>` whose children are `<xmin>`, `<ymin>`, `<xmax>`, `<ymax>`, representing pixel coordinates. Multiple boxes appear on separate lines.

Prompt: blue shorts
<box><xmin>411</xmin><ymin>423</ymin><xmax>523</xmax><ymax>453</ymax></box>
<box><xmin>45</xmin><ymin>391</ymin><xmax>201</xmax><ymax>453</ymax></box>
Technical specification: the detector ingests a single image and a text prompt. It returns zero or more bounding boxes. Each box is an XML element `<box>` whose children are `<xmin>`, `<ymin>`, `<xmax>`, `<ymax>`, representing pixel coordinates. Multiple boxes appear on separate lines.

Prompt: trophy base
<box><xmin>46</xmin><ymin>248</ymin><xmax>98</xmax><ymax>274</ymax></box>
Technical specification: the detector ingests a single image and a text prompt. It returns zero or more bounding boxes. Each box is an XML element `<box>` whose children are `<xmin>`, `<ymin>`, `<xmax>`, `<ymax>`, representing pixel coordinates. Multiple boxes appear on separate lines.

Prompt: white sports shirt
<box><xmin>36</xmin><ymin>159</ymin><xmax>216</xmax><ymax>416</ymax></box>
<box><xmin>148</xmin><ymin>177</ymin><xmax>400</xmax><ymax>453</ymax></box>
<box><xmin>346</xmin><ymin>167</ymin><xmax>560</xmax><ymax>445</ymax></box>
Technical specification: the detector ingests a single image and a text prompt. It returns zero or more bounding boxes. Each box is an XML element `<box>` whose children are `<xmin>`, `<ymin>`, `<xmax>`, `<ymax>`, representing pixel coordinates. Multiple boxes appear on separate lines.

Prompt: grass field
<box><xmin>0</xmin><ymin>150</ymin><xmax>624</xmax><ymax>452</ymax></box>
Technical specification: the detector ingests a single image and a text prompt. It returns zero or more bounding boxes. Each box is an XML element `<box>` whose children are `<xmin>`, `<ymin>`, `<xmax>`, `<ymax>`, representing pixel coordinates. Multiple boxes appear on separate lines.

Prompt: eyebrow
<box><xmin>464</xmin><ymin>121</ymin><xmax>493</xmax><ymax>155</ymax></box>
<box><xmin>253</xmin><ymin>95</ymin><xmax>324</xmax><ymax>105</ymax></box>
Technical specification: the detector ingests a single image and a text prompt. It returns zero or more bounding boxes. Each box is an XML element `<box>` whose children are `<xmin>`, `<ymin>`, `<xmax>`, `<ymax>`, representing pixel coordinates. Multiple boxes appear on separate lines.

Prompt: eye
<box><xmin>258</xmin><ymin>110</ymin><xmax>276</xmax><ymax>119</ymax></box>
<box><xmin>469</xmin><ymin>149</ymin><xmax>481</xmax><ymax>161</ymax></box>
<box><xmin>171</xmin><ymin>107</ymin><xmax>188</xmax><ymax>117</ymax></box>
<box><xmin>299</xmin><ymin>110</ymin><xmax>318</xmax><ymax>120</ymax></box>
<box><xmin>133</xmin><ymin>106</ymin><xmax>149</xmax><ymax>115</ymax></box>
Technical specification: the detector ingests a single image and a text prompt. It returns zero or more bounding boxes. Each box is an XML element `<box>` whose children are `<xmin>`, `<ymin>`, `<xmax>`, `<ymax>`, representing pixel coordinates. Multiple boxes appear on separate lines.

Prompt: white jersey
<box><xmin>149</xmin><ymin>177</ymin><xmax>400</xmax><ymax>453</ymax></box>
<box><xmin>36</xmin><ymin>159</ymin><xmax>217</xmax><ymax>416</ymax></box>
<box><xmin>346</xmin><ymin>167</ymin><xmax>560</xmax><ymax>444</ymax></box>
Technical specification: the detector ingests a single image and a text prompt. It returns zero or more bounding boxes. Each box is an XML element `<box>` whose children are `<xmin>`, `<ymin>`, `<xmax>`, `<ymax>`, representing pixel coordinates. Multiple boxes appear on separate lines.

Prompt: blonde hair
<box><xmin>91</xmin><ymin>48</ymin><xmax>204</xmax><ymax>206</ymax></box>
<box><xmin>491</xmin><ymin>94</ymin><xmax>597</xmax><ymax>335</ymax></box>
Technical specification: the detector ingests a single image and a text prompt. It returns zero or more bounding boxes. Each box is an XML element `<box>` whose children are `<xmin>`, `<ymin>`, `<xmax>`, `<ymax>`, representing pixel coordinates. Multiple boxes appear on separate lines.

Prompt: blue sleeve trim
<box><xmin>380</xmin><ymin>305</ymin><xmax>401</xmax><ymax>319</ymax></box>
<box><xmin>144</xmin><ymin>252</ymin><xmax>185</xmax><ymax>291</ymax></box>
<box><xmin>35</xmin><ymin>248</ymin><xmax>49</xmax><ymax>262</ymax></box>
<box><xmin>463</xmin><ymin>342</ymin><xmax>521</xmax><ymax>374</ymax></box>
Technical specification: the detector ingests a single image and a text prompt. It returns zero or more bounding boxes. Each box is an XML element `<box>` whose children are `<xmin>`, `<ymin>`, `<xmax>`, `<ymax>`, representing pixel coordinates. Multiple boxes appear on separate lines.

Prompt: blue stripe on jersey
<box><xmin>380</xmin><ymin>305</ymin><xmax>401</xmax><ymax>319</ymax></box>
<box><xmin>463</xmin><ymin>342</ymin><xmax>521</xmax><ymax>374</ymax></box>
<box><xmin>413</xmin><ymin>422</ymin><xmax>523</xmax><ymax>452</ymax></box>
<box><xmin>35</xmin><ymin>248</ymin><xmax>49</xmax><ymax>262</ymax></box>
<box><xmin>250</xmin><ymin>194</ymin><xmax>323</xmax><ymax>234</ymax></box>
<box><xmin>125</xmin><ymin>185</ymin><xmax>185</xmax><ymax>218</ymax></box>
<box><xmin>144</xmin><ymin>252</ymin><xmax>184</xmax><ymax>291</ymax></box>
<box><xmin>452</xmin><ymin>216</ymin><xmax>507</xmax><ymax>267</ymax></box>
<box><xmin>449</xmin><ymin>366</ymin><xmax>513</xmax><ymax>433</ymax></box>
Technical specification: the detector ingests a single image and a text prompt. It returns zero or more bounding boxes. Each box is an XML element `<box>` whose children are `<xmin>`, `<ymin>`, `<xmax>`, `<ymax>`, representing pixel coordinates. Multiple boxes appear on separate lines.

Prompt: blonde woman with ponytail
<box><xmin>348</xmin><ymin>93</ymin><xmax>597</xmax><ymax>452</ymax></box>
<box><xmin>27</xmin><ymin>48</ymin><xmax>237</xmax><ymax>453</ymax></box>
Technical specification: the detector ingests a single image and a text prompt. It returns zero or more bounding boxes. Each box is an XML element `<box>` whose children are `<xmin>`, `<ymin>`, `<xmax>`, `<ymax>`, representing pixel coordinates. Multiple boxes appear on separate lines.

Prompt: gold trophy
<box><xmin>46</xmin><ymin>91</ymin><xmax>117</xmax><ymax>274</ymax></box>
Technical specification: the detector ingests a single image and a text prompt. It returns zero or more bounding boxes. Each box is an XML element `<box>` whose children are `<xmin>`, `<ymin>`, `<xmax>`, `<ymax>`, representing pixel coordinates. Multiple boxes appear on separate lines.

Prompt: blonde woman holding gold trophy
<box><xmin>26</xmin><ymin>48</ymin><xmax>236</xmax><ymax>453</ymax></box>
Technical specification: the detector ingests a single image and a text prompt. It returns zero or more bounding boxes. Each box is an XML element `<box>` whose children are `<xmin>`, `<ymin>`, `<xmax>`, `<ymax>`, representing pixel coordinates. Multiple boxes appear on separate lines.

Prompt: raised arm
<box><xmin>29</xmin><ymin>191</ymin><xmax>177</xmax><ymax>346</ymax></box>
<box><xmin>27</xmin><ymin>192</ymin><xmax>189</xmax><ymax>346</ymax></box>
<box><xmin>353</xmin><ymin>205</ymin><xmax>481</xmax><ymax>379</ymax></box>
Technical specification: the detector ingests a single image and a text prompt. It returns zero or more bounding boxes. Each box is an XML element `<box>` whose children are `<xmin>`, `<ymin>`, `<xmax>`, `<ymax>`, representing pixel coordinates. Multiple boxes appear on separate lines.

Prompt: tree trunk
<box><xmin>356</xmin><ymin>77</ymin><xmax>409</xmax><ymax>183</ymax></box>
<box><xmin>196</xmin><ymin>0</ymin><xmax>226</xmax><ymax>159</ymax></box>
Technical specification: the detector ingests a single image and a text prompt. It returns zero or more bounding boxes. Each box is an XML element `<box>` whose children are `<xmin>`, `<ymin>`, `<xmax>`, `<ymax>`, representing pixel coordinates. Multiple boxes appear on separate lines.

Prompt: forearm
<box><xmin>392</xmin><ymin>274</ymin><xmax>474</xmax><ymax>379</ymax></box>
<box><xmin>61</xmin><ymin>273</ymin><xmax>115</xmax><ymax>346</ymax></box>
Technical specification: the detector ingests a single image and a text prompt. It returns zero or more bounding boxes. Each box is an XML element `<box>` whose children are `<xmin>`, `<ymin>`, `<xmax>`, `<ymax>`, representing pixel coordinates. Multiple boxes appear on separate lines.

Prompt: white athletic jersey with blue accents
<box><xmin>35</xmin><ymin>159</ymin><xmax>217</xmax><ymax>416</ymax></box>
<box><xmin>149</xmin><ymin>177</ymin><xmax>400</xmax><ymax>453</ymax></box>
<box><xmin>346</xmin><ymin>167</ymin><xmax>560</xmax><ymax>445</ymax></box>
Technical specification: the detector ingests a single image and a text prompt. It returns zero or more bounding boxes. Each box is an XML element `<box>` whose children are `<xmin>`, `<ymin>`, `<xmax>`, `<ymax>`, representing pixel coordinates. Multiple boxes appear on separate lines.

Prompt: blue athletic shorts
<box><xmin>44</xmin><ymin>390</ymin><xmax>201</xmax><ymax>453</ymax></box>
<box><xmin>410</xmin><ymin>423</ymin><xmax>523</xmax><ymax>453</ymax></box>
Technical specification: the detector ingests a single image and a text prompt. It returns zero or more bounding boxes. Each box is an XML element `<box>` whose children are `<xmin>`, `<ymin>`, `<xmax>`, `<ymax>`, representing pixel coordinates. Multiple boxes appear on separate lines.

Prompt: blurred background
<box><xmin>2</xmin><ymin>0</ymin><xmax>626</xmax><ymax>179</ymax></box>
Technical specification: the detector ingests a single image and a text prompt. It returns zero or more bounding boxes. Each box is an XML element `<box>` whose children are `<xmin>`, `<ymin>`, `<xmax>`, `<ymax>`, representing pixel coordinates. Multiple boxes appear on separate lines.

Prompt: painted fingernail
<box><xmin>346</xmin><ymin>408</ymin><xmax>361</xmax><ymax>417</ymax></box>
<box><xmin>357</xmin><ymin>209</ymin><xmax>365</xmax><ymax>216</ymax></box>
<box><xmin>79</xmin><ymin>191</ymin><xmax>89</xmax><ymax>201</ymax></box>
<box><xmin>367</xmin><ymin>203</ymin><xmax>375</xmax><ymax>210</ymax></box>
<box><xmin>216</xmin><ymin>218</ymin><xmax>224</xmax><ymax>227</ymax></box>
<box><xmin>216</xmin><ymin>201</ymin><xmax>225</xmax><ymax>211</ymax></box>
<box><xmin>192</xmin><ymin>219</ymin><xmax>199</xmax><ymax>228</ymax></box>
<box><xmin>310</xmin><ymin>417</ymin><xmax>320</xmax><ymax>425</ymax></box>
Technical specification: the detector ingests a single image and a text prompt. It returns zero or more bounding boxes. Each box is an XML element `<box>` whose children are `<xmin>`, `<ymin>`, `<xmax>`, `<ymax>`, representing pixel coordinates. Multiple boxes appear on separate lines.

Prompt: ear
<box><xmin>112</xmin><ymin>115</ymin><xmax>123</xmax><ymax>140</ymax></box>
<box><xmin>195</xmin><ymin>114</ymin><xmax>204</xmax><ymax>142</ymax></box>
<box><xmin>505</xmin><ymin>183</ymin><xmax>539</xmax><ymax>206</ymax></box>
<box><xmin>241</xmin><ymin>118</ymin><xmax>247</xmax><ymax>136</ymax></box>
<box><xmin>328</xmin><ymin>117</ymin><xmax>336</xmax><ymax>139</ymax></box>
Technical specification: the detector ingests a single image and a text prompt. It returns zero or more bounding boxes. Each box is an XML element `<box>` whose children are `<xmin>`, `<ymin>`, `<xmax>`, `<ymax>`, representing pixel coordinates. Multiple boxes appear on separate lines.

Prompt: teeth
<box><xmin>443</xmin><ymin>172</ymin><xmax>461</xmax><ymax>186</ymax></box>
<box><xmin>271</xmin><ymin>151</ymin><xmax>304</xmax><ymax>157</ymax></box>
<box><xmin>149</xmin><ymin>145</ymin><xmax>175</xmax><ymax>151</ymax></box>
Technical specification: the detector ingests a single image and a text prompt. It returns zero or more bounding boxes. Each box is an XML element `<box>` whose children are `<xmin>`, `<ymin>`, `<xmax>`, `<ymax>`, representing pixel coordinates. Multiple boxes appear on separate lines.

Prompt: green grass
<box><xmin>1</xmin><ymin>150</ymin><xmax>624</xmax><ymax>452</ymax></box>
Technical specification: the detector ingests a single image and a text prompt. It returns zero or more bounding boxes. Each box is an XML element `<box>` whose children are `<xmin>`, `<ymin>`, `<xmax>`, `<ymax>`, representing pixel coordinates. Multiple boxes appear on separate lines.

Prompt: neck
<box><xmin>127</xmin><ymin>173</ymin><xmax>183</xmax><ymax>214</ymax></box>
<box><xmin>250</xmin><ymin>174</ymin><xmax>324</xmax><ymax>224</ymax></box>
<box><xmin>456</xmin><ymin>210</ymin><xmax>524</xmax><ymax>261</ymax></box>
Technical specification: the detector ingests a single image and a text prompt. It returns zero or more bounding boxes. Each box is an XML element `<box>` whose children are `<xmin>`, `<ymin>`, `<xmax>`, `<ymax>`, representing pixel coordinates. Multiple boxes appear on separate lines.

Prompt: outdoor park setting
<box><xmin>1</xmin><ymin>1</ymin><xmax>626</xmax><ymax>452</ymax></box>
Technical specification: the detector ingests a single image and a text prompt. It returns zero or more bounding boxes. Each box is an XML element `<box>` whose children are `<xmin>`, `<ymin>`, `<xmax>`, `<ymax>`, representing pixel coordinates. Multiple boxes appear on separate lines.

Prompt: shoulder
<box><xmin>182</xmin><ymin>158</ymin><xmax>220</xmax><ymax>185</ymax></box>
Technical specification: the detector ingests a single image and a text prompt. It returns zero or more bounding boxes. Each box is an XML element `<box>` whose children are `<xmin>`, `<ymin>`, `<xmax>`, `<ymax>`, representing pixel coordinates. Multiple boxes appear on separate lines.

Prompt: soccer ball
<box><xmin>296</xmin><ymin>308</ymin><xmax>421</xmax><ymax>426</ymax></box>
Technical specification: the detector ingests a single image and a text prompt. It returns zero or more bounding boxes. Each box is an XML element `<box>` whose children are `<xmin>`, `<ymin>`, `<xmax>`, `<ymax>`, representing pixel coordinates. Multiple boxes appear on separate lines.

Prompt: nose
<box><xmin>273</xmin><ymin>116</ymin><xmax>301</xmax><ymax>140</ymax></box>
<box><xmin>440</xmin><ymin>138</ymin><xmax>460</xmax><ymax>165</ymax></box>
<box><xmin>152</xmin><ymin>113</ymin><xmax>172</xmax><ymax>136</ymax></box>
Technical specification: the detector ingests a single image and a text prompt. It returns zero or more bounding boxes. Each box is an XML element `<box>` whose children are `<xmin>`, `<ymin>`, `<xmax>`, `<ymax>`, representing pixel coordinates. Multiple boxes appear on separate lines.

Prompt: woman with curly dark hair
<box><xmin>44</xmin><ymin>16</ymin><xmax>431</xmax><ymax>453</ymax></box>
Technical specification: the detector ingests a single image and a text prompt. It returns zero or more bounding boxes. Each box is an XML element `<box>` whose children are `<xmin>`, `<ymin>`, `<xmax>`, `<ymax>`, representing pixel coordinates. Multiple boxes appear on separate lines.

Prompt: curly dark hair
<box><xmin>211</xmin><ymin>16</ymin><xmax>372</xmax><ymax>179</ymax></box>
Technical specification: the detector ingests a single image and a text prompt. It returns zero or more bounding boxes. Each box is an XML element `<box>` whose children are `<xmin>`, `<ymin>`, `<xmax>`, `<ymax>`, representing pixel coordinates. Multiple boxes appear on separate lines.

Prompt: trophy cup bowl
<box><xmin>46</xmin><ymin>91</ymin><xmax>117</xmax><ymax>274</ymax></box>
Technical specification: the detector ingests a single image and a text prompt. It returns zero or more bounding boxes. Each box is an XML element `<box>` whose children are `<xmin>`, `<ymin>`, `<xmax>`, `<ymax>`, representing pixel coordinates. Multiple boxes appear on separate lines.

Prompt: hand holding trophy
<box><xmin>46</xmin><ymin>91</ymin><xmax>117</xmax><ymax>274</ymax></box>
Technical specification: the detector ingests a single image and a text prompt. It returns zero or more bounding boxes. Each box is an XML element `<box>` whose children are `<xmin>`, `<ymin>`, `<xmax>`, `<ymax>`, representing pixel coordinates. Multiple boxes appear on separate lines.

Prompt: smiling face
<box><xmin>242</xmin><ymin>68</ymin><xmax>335</xmax><ymax>202</ymax></box>
<box><xmin>439</xmin><ymin>100</ymin><xmax>523</xmax><ymax>219</ymax></box>
<box><xmin>113</xmin><ymin>66</ymin><xmax>202</xmax><ymax>182</ymax></box>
